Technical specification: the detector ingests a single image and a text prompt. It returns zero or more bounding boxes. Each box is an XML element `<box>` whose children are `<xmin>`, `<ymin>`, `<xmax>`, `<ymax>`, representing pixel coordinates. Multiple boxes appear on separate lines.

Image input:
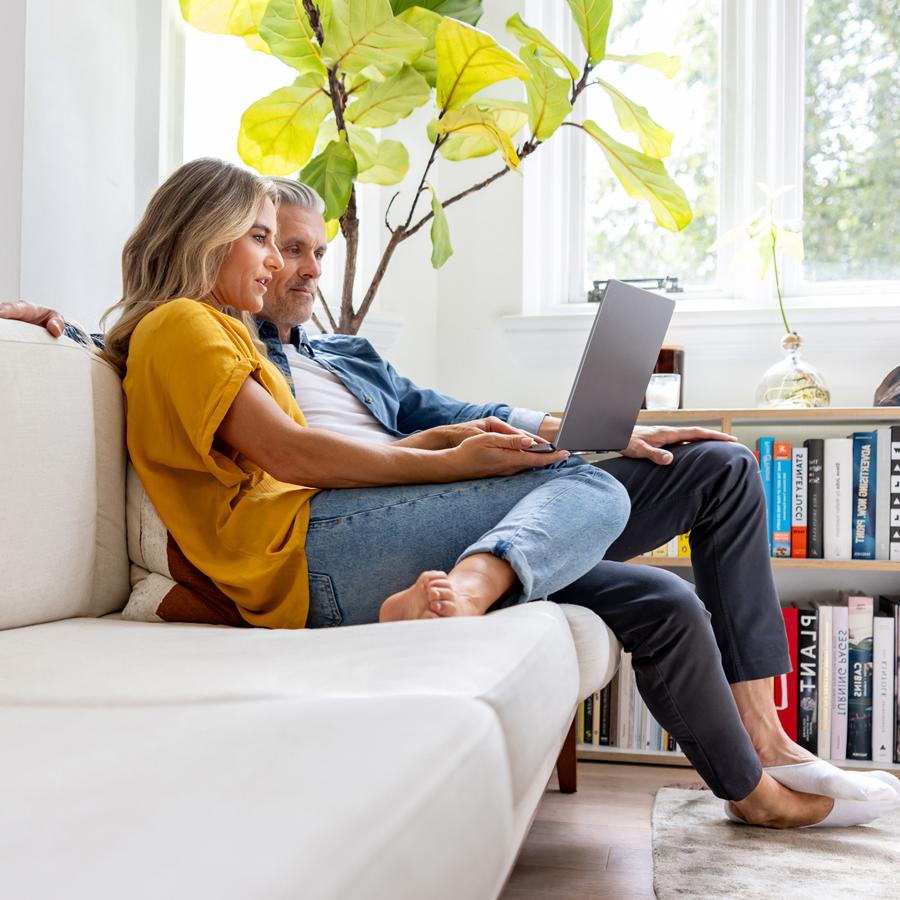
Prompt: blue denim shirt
<box><xmin>67</xmin><ymin>317</ymin><xmax>546</xmax><ymax>437</ymax></box>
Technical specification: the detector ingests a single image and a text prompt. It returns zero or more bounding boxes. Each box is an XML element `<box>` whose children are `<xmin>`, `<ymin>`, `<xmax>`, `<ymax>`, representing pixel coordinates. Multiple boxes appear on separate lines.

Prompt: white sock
<box><xmin>764</xmin><ymin>760</ymin><xmax>896</xmax><ymax>802</ymax></box>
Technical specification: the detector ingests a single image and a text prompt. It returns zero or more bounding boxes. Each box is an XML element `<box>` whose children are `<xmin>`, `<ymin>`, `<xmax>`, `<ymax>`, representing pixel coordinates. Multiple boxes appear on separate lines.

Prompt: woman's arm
<box><xmin>218</xmin><ymin>377</ymin><xmax>570</xmax><ymax>489</ymax></box>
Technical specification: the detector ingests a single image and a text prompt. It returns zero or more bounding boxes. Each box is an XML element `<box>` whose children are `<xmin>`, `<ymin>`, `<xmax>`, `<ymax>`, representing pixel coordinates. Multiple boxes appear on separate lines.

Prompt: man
<box><xmin>3</xmin><ymin>177</ymin><xmax>896</xmax><ymax>826</ymax></box>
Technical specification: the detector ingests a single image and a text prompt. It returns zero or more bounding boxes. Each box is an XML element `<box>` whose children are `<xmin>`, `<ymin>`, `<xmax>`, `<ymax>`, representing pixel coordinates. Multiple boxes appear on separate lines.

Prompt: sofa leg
<box><xmin>556</xmin><ymin>714</ymin><xmax>577</xmax><ymax>794</ymax></box>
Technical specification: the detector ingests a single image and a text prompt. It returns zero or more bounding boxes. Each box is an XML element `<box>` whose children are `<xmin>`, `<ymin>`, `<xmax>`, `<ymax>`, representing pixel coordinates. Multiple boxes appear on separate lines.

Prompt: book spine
<box><xmin>816</xmin><ymin>605</ymin><xmax>833</xmax><ymax>759</ymax></box>
<box><xmin>851</xmin><ymin>432</ymin><xmax>877</xmax><ymax>559</ymax></box>
<box><xmin>823</xmin><ymin>438</ymin><xmax>853</xmax><ymax>560</ymax></box>
<box><xmin>773</xmin><ymin>442</ymin><xmax>792</xmax><ymax>557</ymax></box>
<box><xmin>617</xmin><ymin>652</ymin><xmax>633</xmax><ymax>749</ymax></box>
<box><xmin>891</xmin><ymin>426</ymin><xmax>900</xmax><ymax>561</ymax></box>
<box><xmin>791</xmin><ymin>447</ymin><xmax>808</xmax><ymax>558</ymax></box>
<box><xmin>598</xmin><ymin>685</ymin><xmax>610</xmax><ymax>746</ymax></box>
<box><xmin>592</xmin><ymin>690</ymin><xmax>601</xmax><ymax>746</ymax></box>
<box><xmin>757</xmin><ymin>437</ymin><xmax>775</xmax><ymax>556</ymax></box>
<box><xmin>608</xmin><ymin>671</ymin><xmax>619</xmax><ymax>747</ymax></box>
<box><xmin>846</xmin><ymin>595</ymin><xmax>874</xmax><ymax>760</ymax></box>
<box><xmin>775</xmin><ymin>607</ymin><xmax>799</xmax><ymax>741</ymax></box>
<box><xmin>797</xmin><ymin>608</ymin><xmax>818</xmax><ymax>753</ymax></box>
<box><xmin>666</xmin><ymin>536</ymin><xmax>679</xmax><ymax>557</ymax></box>
<box><xmin>831</xmin><ymin>605</ymin><xmax>849</xmax><ymax>761</ymax></box>
<box><xmin>805</xmin><ymin>438</ymin><xmax>825</xmax><ymax>558</ymax></box>
<box><xmin>875</xmin><ymin>428</ymin><xmax>892</xmax><ymax>560</ymax></box>
<box><xmin>582</xmin><ymin>692</ymin><xmax>593</xmax><ymax>744</ymax></box>
<box><xmin>677</xmin><ymin>532</ymin><xmax>691</xmax><ymax>558</ymax></box>
<box><xmin>895</xmin><ymin>608</ymin><xmax>900</xmax><ymax>764</ymax></box>
<box><xmin>872</xmin><ymin>616</ymin><xmax>894</xmax><ymax>764</ymax></box>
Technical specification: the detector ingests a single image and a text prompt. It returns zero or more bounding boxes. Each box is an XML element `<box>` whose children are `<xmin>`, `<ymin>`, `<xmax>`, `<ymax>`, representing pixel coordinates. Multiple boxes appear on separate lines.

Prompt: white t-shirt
<box><xmin>284</xmin><ymin>343</ymin><xmax>397</xmax><ymax>444</ymax></box>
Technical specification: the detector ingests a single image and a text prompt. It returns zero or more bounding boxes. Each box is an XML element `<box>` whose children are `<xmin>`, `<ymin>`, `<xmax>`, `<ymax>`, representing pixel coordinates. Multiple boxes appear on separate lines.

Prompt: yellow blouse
<box><xmin>123</xmin><ymin>298</ymin><xmax>318</xmax><ymax>628</ymax></box>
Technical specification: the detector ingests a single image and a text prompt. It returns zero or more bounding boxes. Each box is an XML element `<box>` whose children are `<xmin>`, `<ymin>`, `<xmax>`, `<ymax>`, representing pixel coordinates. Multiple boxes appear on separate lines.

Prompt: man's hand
<box><xmin>0</xmin><ymin>300</ymin><xmax>65</xmax><ymax>337</ymax></box>
<box><xmin>395</xmin><ymin>416</ymin><xmax>550</xmax><ymax>451</ymax></box>
<box><xmin>622</xmin><ymin>425</ymin><xmax>738</xmax><ymax>465</ymax></box>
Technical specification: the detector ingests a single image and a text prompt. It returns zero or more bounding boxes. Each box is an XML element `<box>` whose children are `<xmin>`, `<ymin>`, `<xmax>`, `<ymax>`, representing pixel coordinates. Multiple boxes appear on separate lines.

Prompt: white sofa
<box><xmin>0</xmin><ymin>320</ymin><xmax>620</xmax><ymax>900</ymax></box>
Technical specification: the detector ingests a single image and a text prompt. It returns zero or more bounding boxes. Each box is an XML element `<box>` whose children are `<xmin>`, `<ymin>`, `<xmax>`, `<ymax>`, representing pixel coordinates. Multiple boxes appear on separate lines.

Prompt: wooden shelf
<box><xmin>577</xmin><ymin>745</ymin><xmax>900</xmax><ymax>775</ymax></box>
<box><xmin>636</xmin><ymin>406</ymin><xmax>900</xmax><ymax>429</ymax></box>
<box><xmin>628</xmin><ymin>557</ymin><xmax>900</xmax><ymax>572</ymax></box>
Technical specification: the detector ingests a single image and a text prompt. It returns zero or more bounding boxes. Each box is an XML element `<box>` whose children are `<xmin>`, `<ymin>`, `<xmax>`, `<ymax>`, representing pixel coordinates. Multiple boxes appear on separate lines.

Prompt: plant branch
<box><xmin>302</xmin><ymin>0</ymin><xmax>325</xmax><ymax>44</ymax></box>
<box><xmin>311</xmin><ymin>312</ymin><xmax>327</xmax><ymax>333</ymax></box>
<box><xmin>403</xmin><ymin>136</ymin><xmax>446</xmax><ymax>231</ymax></box>
<box><xmin>770</xmin><ymin>229</ymin><xmax>792</xmax><ymax>334</ymax></box>
<box><xmin>317</xmin><ymin>286</ymin><xmax>338</xmax><ymax>331</ymax></box>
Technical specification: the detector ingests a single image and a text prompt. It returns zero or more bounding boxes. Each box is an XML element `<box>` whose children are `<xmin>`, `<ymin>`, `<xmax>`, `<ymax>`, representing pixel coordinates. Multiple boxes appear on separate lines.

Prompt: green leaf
<box><xmin>565</xmin><ymin>0</ymin><xmax>613</xmax><ymax>64</ymax></box>
<box><xmin>435</xmin><ymin>17</ymin><xmax>530</xmax><ymax>112</ymax></box>
<box><xmin>325</xmin><ymin>218</ymin><xmax>341</xmax><ymax>241</ymax></box>
<box><xmin>506</xmin><ymin>13</ymin><xmax>579</xmax><ymax>80</ymax></box>
<box><xmin>429</xmin><ymin>99</ymin><xmax>527</xmax><ymax>161</ymax></box>
<box><xmin>597</xmin><ymin>79</ymin><xmax>672</xmax><ymax>159</ymax></box>
<box><xmin>299</xmin><ymin>138</ymin><xmax>359</xmax><ymax>220</ymax></box>
<box><xmin>321</xmin><ymin>0</ymin><xmax>426</xmax><ymax>80</ymax></box>
<box><xmin>604</xmin><ymin>52</ymin><xmax>680</xmax><ymax>79</ymax></box>
<box><xmin>431</xmin><ymin>104</ymin><xmax>520</xmax><ymax>169</ymax></box>
<box><xmin>581</xmin><ymin>120</ymin><xmax>692</xmax><ymax>231</ymax></box>
<box><xmin>180</xmin><ymin>0</ymin><xmax>269</xmax><ymax>36</ymax></box>
<box><xmin>427</xmin><ymin>184</ymin><xmax>453</xmax><ymax>268</ymax></box>
<box><xmin>357</xmin><ymin>140</ymin><xmax>409</xmax><ymax>184</ymax></box>
<box><xmin>395</xmin><ymin>6</ymin><xmax>442</xmax><ymax>87</ymax></box>
<box><xmin>238</xmin><ymin>74</ymin><xmax>332</xmax><ymax>175</ymax></box>
<box><xmin>519</xmin><ymin>45</ymin><xmax>572</xmax><ymax>141</ymax></box>
<box><xmin>260</xmin><ymin>0</ymin><xmax>327</xmax><ymax>75</ymax></box>
<box><xmin>345</xmin><ymin>65</ymin><xmax>431</xmax><ymax>127</ymax></box>
<box><xmin>390</xmin><ymin>0</ymin><xmax>482</xmax><ymax>26</ymax></box>
<box><xmin>317</xmin><ymin>119</ymin><xmax>378</xmax><ymax>171</ymax></box>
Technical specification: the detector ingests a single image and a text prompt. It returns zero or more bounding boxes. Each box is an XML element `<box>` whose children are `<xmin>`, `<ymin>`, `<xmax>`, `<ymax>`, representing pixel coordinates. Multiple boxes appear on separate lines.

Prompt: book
<box><xmin>846</xmin><ymin>594</ymin><xmax>874</xmax><ymax>761</ymax></box>
<box><xmin>773</xmin><ymin>442</ymin><xmax>792</xmax><ymax>557</ymax></box>
<box><xmin>757</xmin><ymin>437</ymin><xmax>775</xmax><ymax>555</ymax></box>
<box><xmin>875</xmin><ymin>427</ymin><xmax>892</xmax><ymax>559</ymax></box>
<box><xmin>891</xmin><ymin>426</ymin><xmax>900</xmax><ymax>561</ymax></box>
<box><xmin>608</xmin><ymin>671</ymin><xmax>619</xmax><ymax>747</ymax></box>
<box><xmin>823</xmin><ymin>438</ymin><xmax>853</xmax><ymax>559</ymax></box>
<box><xmin>617</xmin><ymin>652</ymin><xmax>634</xmax><ymax>749</ymax></box>
<box><xmin>830</xmin><ymin>604</ymin><xmax>850</xmax><ymax>761</ymax></box>
<box><xmin>592</xmin><ymin>689</ymin><xmax>601</xmax><ymax>745</ymax></box>
<box><xmin>791</xmin><ymin>447</ymin><xmax>807</xmax><ymax>558</ymax></box>
<box><xmin>851</xmin><ymin>432</ymin><xmax>877</xmax><ymax>559</ymax></box>
<box><xmin>677</xmin><ymin>532</ymin><xmax>691</xmax><ymax>558</ymax></box>
<box><xmin>796</xmin><ymin>607</ymin><xmax>818</xmax><ymax>753</ymax></box>
<box><xmin>774</xmin><ymin>607</ymin><xmax>799</xmax><ymax>741</ymax></box>
<box><xmin>805</xmin><ymin>438</ymin><xmax>825</xmax><ymax>558</ymax></box>
<box><xmin>816</xmin><ymin>604</ymin><xmax>833</xmax><ymax>759</ymax></box>
<box><xmin>598</xmin><ymin>685</ymin><xmax>611</xmax><ymax>746</ymax></box>
<box><xmin>667</xmin><ymin>536</ymin><xmax>679</xmax><ymax>557</ymax></box>
<box><xmin>582</xmin><ymin>692</ymin><xmax>594</xmax><ymax>744</ymax></box>
<box><xmin>871</xmin><ymin>616</ymin><xmax>894</xmax><ymax>764</ymax></box>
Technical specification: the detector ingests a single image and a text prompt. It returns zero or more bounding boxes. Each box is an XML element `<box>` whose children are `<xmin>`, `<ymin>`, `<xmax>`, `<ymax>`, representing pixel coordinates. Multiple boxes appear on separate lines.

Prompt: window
<box><xmin>531</xmin><ymin>0</ymin><xmax>899</xmax><ymax>308</ymax></box>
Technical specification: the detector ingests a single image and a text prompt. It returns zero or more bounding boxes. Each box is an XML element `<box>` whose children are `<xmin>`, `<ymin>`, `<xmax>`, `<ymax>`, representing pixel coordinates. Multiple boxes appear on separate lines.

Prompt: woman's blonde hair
<box><xmin>101</xmin><ymin>157</ymin><xmax>275</xmax><ymax>375</ymax></box>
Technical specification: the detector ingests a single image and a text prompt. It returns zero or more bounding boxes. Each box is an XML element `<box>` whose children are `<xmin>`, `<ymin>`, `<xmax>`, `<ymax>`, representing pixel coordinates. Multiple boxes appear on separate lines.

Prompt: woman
<box><xmin>103</xmin><ymin>157</ymin><xmax>631</xmax><ymax>631</ymax></box>
<box><xmin>103</xmin><ymin>158</ymin><xmax>899</xmax><ymax>830</ymax></box>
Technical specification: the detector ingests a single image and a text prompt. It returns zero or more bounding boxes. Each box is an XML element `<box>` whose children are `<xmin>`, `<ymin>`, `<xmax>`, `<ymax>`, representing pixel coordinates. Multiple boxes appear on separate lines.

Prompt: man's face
<box><xmin>261</xmin><ymin>205</ymin><xmax>328</xmax><ymax>327</ymax></box>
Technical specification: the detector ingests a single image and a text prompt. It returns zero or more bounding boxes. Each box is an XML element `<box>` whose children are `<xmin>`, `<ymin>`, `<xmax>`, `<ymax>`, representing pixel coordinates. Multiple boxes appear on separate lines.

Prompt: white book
<box><xmin>823</xmin><ymin>438</ymin><xmax>853</xmax><ymax>560</ymax></box>
<box><xmin>667</xmin><ymin>536</ymin><xmax>679</xmax><ymax>557</ymax></box>
<box><xmin>872</xmin><ymin>616</ymin><xmax>895</xmax><ymax>764</ymax></box>
<box><xmin>875</xmin><ymin>428</ymin><xmax>892</xmax><ymax>559</ymax></box>
<box><xmin>816</xmin><ymin>604</ymin><xmax>833</xmax><ymax>758</ymax></box>
<box><xmin>642</xmin><ymin>704</ymin><xmax>653</xmax><ymax>750</ymax></box>
<box><xmin>830</xmin><ymin>604</ymin><xmax>849</xmax><ymax>760</ymax></box>
<box><xmin>616</xmin><ymin>651</ymin><xmax>633</xmax><ymax>749</ymax></box>
<box><xmin>891</xmin><ymin>431</ymin><xmax>900</xmax><ymax>561</ymax></box>
<box><xmin>792</xmin><ymin>446</ymin><xmax>807</xmax><ymax>525</ymax></box>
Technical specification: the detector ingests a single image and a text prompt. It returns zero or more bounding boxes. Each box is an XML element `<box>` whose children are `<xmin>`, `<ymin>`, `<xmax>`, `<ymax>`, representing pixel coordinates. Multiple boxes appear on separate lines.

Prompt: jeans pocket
<box><xmin>306</xmin><ymin>572</ymin><xmax>344</xmax><ymax>628</ymax></box>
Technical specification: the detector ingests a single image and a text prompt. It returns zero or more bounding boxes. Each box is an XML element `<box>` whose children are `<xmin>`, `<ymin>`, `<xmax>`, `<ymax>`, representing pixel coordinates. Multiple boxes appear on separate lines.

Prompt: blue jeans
<box><xmin>303</xmin><ymin>457</ymin><xmax>631</xmax><ymax>627</ymax></box>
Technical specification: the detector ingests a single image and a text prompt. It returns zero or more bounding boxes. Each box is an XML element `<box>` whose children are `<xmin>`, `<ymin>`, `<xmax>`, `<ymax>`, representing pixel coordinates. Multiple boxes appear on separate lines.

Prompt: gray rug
<box><xmin>652</xmin><ymin>788</ymin><xmax>900</xmax><ymax>899</ymax></box>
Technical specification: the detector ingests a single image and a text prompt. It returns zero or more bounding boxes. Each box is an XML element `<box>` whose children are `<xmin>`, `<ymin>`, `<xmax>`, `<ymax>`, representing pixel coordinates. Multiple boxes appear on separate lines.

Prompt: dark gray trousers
<box><xmin>548</xmin><ymin>440</ymin><xmax>789</xmax><ymax>801</ymax></box>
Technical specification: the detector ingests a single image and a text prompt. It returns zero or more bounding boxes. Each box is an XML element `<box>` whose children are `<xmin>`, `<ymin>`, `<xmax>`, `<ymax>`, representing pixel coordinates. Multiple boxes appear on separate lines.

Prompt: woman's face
<box><xmin>211</xmin><ymin>197</ymin><xmax>283</xmax><ymax>313</ymax></box>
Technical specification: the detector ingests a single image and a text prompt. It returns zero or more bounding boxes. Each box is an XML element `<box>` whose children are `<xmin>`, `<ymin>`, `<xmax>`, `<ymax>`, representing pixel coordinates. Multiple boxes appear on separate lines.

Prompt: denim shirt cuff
<box><xmin>507</xmin><ymin>407</ymin><xmax>548</xmax><ymax>435</ymax></box>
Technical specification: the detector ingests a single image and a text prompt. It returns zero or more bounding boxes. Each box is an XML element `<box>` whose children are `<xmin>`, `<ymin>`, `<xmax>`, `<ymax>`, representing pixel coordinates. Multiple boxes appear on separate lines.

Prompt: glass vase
<box><xmin>755</xmin><ymin>332</ymin><xmax>831</xmax><ymax>408</ymax></box>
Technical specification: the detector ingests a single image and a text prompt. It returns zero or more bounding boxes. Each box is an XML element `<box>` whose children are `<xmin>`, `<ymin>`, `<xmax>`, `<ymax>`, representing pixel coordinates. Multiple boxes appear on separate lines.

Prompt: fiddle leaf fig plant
<box><xmin>180</xmin><ymin>0</ymin><xmax>694</xmax><ymax>333</ymax></box>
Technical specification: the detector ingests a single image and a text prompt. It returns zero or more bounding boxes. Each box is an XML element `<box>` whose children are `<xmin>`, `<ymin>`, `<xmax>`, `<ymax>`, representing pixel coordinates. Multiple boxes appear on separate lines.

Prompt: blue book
<box><xmin>847</xmin><ymin>594</ymin><xmax>874</xmax><ymax>760</ymax></box>
<box><xmin>757</xmin><ymin>437</ymin><xmax>775</xmax><ymax>556</ymax></box>
<box><xmin>852</xmin><ymin>431</ymin><xmax>877</xmax><ymax>560</ymax></box>
<box><xmin>773</xmin><ymin>442</ymin><xmax>792</xmax><ymax>557</ymax></box>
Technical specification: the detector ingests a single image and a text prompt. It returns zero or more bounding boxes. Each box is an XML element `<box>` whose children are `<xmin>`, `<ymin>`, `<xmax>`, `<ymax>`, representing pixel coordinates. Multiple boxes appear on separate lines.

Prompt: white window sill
<box><xmin>502</xmin><ymin>293</ymin><xmax>900</xmax><ymax>333</ymax></box>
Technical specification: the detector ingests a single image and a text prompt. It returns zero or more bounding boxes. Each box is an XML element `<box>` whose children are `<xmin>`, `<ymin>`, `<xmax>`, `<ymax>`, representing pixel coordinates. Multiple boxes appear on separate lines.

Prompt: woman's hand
<box><xmin>0</xmin><ymin>300</ymin><xmax>66</xmax><ymax>337</ymax></box>
<box><xmin>443</xmin><ymin>431</ymin><xmax>570</xmax><ymax>480</ymax></box>
<box><xmin>396</xmin><ymin>416</ymin><xmax>550</xmax><ymax>451</ymax></box>
<box><xmin>621</xmin><ymin>425</ymin><xmax>738</xmax><ymax>465</ymax></box>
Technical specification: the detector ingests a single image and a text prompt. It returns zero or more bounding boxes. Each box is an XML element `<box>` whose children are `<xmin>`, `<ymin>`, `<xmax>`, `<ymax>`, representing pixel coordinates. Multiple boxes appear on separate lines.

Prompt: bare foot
<box><xmin>379</xmin><ymin>571</ymin><xmax>457</xmax><ymax>623</ymax></box>
<box><xmin>729</xmin><ymin>772</ymin><xmax>833</xmax><ymax>829</ymax></box>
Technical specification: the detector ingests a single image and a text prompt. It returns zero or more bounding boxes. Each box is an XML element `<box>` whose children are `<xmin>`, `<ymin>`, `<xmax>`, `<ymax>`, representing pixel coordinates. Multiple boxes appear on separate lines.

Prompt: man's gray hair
<box><xmin>269</xmin><ymin>177</ymin><xmax>325</xmax><ymax>215</ymax></box>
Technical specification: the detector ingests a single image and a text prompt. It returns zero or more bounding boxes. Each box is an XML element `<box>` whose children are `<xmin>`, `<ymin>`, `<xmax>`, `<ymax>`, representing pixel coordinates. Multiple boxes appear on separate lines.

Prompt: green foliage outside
<box><xmin>180</xmin><ymin>0</ymin><xmax>692</xmax><ymax>332</ymax></box>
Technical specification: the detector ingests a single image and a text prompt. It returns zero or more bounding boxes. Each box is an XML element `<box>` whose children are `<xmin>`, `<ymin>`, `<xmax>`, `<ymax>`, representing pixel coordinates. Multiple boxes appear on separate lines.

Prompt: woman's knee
<box><xmin>578</xmin><ymin>464</ymin><xmax>631</xmax><ymax>531</ymax></box>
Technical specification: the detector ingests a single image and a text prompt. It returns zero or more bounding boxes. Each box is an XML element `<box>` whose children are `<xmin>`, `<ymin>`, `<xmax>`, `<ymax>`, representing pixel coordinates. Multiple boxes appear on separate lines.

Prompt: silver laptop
<box><xmin>528</xmin><ymin>280</ymin><xmax>675</xmax><ymax>453</ymax></box>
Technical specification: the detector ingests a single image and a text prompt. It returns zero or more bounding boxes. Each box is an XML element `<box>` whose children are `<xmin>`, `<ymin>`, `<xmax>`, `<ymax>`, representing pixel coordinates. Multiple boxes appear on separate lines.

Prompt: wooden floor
<box><xmin>499</xmin><ymin>761</ymin><xmax>701</xmax><ymax>900</ymax></box>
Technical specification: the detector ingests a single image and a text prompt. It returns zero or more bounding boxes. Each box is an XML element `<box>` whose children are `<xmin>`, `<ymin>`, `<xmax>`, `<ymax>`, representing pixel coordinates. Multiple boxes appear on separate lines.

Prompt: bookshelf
<box><xmin>577</xmin><ymin>407</ymin><xmax>900</xmax><ymax>775</ymax></box>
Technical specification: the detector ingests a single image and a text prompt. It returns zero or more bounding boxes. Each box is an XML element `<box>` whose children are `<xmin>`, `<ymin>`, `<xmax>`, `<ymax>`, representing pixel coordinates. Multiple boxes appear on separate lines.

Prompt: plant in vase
<box><xmin>180</xmin><ymin>0</ymin><xmax>693</xmax><ymax>335</ymax></box>
<box><xmin>713</xmin><ymin>183</ymin><xmax>830</xmax><ymax>408</ymax></box>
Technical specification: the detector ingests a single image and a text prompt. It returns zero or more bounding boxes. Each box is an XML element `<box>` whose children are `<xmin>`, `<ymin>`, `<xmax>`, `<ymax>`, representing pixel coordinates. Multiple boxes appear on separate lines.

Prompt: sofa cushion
<box><xmin>558</xmin><ymin>603</ymin><xmax>621</xmax><ymax>700</ymax></box>
<box><xmin>0</xmin><ymin>322</ymin><xmax>129</xmax><ymax>629</ymax></box>
<box><xmin>0</xmin><ymin>696</ymin><xmax>514</xmax><ymax>900</ymax></box>
<box><xmin>0</xmin><ymin>602</ymin><xmax>583</xmax><ymax>809</ymax></box>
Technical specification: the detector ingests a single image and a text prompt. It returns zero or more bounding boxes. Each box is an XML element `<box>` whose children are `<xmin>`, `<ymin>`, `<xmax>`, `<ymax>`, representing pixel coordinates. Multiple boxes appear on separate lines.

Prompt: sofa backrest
<box><xmin>0</xmin><ymin>320</ymin><xmax>129</xmax><ymax>628</ymax></box>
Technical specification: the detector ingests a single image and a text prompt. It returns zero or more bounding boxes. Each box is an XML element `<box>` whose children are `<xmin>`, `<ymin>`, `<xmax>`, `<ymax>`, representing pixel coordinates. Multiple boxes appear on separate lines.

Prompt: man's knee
<box><xmin>677</xmin><ymin>440</ymin><xmax>758</xmax><ymax>489</ymax></box>
<box><xmin>644</xmin><ymin>568</ymin><xmax>710</xmax><ymax>630</ymax></box>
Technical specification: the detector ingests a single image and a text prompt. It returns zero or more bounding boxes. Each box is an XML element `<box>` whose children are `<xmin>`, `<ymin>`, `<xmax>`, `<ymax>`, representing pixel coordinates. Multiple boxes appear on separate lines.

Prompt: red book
<box><xmin>774</xmin><ymin>607</ymin><xmax>799</xmax><ymax>741</ymax></box>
